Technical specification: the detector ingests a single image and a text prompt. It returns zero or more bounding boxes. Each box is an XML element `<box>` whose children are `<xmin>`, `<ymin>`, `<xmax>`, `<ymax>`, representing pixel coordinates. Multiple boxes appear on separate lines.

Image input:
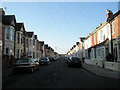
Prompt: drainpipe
<box><xmin>109</xmin><ymin>21</ymin><xmax>114</xmax><ymax>62</ymax></box>
<box><xmin>106</xmin><ymin>9</ymin><xmax>114</xmax><ymax>62</ymax></box>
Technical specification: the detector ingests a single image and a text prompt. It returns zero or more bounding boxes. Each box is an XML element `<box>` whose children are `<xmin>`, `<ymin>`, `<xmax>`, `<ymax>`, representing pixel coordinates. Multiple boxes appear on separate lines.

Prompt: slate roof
<box><xmin>27</xmin><ymin>32</ymin><xmax>34</xmax><ymax>38</ymax></box>
<box><xmin>2</xmin><ymin>15</ymin><xmax>16</xmax><ymax>27</ymax></box>
<box><xmin>76</xmin><ymin>42</ymin><xmax>80</xmax><ymax>45</ymax></box>
<box><xmin>15</xmin><ymin>23</ymin><xmax>25</xmax><ymax>32</ymax></box>
<box><xmin>44</xmin><ymin>44</ymin><xmax>48</xmax><ymax>47</ymax></box>
<box><xmin>39</xmin><ymin>41</ymin><xmax>44</xmax><ymax>46</ymax></box>
<box><xmin>44</xmin><ymin>44</ymin><xmax>48</xmax><ymax>49</ymax></box>
<box><xmin>34</xmin><ymin>35</ymin><xmax>37</xmax><ymax>39</ymax></box>
<box><xmin>73</xmin><ymin>45</ymin><xmax>76</xmax><ymax>48</ymax></box>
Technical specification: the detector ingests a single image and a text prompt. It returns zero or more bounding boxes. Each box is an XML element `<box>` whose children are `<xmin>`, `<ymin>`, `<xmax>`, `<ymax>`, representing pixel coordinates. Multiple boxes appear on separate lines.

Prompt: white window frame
<box><xmin>10</xmin><ymin>26</ymin><xmax>15</xmax><ymax>41</ymax></box>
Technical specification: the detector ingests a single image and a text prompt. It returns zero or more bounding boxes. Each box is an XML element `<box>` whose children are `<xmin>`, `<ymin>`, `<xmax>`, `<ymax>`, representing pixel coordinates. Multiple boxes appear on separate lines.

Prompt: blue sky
<box><xmin>1</xmin><ymin>2</ymin><xmax>118</xmax><ymax>54</ymax></box>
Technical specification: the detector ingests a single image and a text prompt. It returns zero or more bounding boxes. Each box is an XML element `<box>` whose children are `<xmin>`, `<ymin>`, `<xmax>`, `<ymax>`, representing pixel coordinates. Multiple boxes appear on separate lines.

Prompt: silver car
<box><xmin>13</xmin><ymin>58</ymin><xmax>39</xmax><ymax>73</ymax></box>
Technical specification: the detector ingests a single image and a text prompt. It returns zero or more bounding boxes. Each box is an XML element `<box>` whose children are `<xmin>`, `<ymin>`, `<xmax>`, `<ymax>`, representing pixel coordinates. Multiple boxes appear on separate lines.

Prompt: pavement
<box><xmin>2</xmin><ymin>63</ymin><xmax>120</xmax><ymax>79</ymax></box>
<box><xmin>82</xmin><ymin>63</ymin><xmax>120</xmax><ymax>79</ymax></box>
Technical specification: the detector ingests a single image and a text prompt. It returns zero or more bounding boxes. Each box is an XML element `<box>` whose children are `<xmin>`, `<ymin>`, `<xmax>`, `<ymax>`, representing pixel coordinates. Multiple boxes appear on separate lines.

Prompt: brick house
<box><xmin>36</xmin><ymin>39</ymin><xmax>40</xmax><ymax>60</ymax></box>
<box><xmin>15</xmin><ymin>23</ymin><xmax>25</xmax><ymax>58</ymax></box>
<box><xmin>67</xmin><ymin>10</ymin><xmax>120</xmax><ymax>71</ymax></box>
<box><xmin>24</xmin><ymin>31</ymin><xmax>29</xmax><ymax>57</ymax></box>
<box><xmin>2</xmin><ymin>14</ymin><xmax>16</xmax><ymax>68</ymax></box>
<box><xmin>107</xmin><ymin>10</ymin><xmax>120</xmax><ymax>62</ymax></box>
<box><xmin>27</xmin><ymin>32</ymin><xmax>34</xmax><ymax>57</ymax></box>
<box><xmin>39</xmin><ymin>41</ymin><xmax>44</xmax><ymax>58</ymax></box>
<box><xmin>79</xmin><ymin>10</ymin><xmax>120</xmax><ymax>63</ymax></box>
<box><xmin>44</xmin><ymin>44</ymin><xmax>48</xmax><ymax>57</ymax></box>
<box><xmin>33</xmin><ymin>35</ymin><xmax>41</xmax><ymax>60</ymax></box>
<box><xmin>2</xmin><ymin>15</ymin><xmax>16</xmax><ymax>57</ymax></box>
<box><xmin>33</xmin><ymin>35</ymin><xmax>37</xmax><ymax>59</ymax></box>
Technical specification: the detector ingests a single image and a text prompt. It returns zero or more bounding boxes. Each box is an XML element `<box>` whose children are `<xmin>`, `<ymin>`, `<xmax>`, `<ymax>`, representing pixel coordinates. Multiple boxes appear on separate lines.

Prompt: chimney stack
<box><xmin>106</xmin><ymin>9</ymin><xmax>113</xmax><ymax>21</ymax></box>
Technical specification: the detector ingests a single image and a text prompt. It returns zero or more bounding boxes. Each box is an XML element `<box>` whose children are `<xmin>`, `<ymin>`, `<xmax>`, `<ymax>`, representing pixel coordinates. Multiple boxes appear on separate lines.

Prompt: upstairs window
<box><xmin>5</xmin><ymin>29</ymin><xmax>10</xmax><ymax>40</ymax></box>
<box><xmin>11</xmin><ymin>30</ymin><xmax>14</xmax><ymax>41</ymax></box>
<box><xmin>6</xmin><ymin>34</ymin><xmax>9</xmax><ymax>40</ymax></box>
<box><xmin>33</xmin><ymin>39</ymin><xmax>35</xmax><ymax>45</ymax></box>
<box><xmin>17</xmin><ymin>33</ymin><xmax>20</xmax><ymax>44</ymax></box>
<box><xmin>20</xmin><ymin>34</ymin><xmax>23</xmax><ymax>44</ymax></box>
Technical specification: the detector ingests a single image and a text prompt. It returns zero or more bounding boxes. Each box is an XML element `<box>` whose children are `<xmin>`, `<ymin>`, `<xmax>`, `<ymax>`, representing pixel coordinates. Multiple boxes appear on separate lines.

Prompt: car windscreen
<box><xmin>16</xmin><ymin>58</ymin><xmax>34</xmax><ymax>63</ymax></box>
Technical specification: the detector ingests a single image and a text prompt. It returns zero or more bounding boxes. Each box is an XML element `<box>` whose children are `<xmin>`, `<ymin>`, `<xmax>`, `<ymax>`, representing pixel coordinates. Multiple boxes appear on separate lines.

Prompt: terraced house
<box><xmin>33</xmin><ymin>35</ymin><xmax>41</xmax><ymax>60</ymax></box>
<box><xmin>39</xmin><ymin>41</ymin><xmax>45</xmax><ymax>58</ymax></box>
<box><xmin>24</xmin><ymin>31</ymin><xmax>29</xmax><ymax>57</ymax></box>
<box><xmin>27</xmin><ymin>32</ymin><xmax>34</xmax><ymax>58</ymax></box>
<box><xmin>2</xmin><ymin>13</ymin><xmax>16</xmax><ymax>68</ymax></box>
<box><xmin>2</xmin><ymin>15</ymin><xmax>16</xmax><ymax>57</ymax></box>
<box><xmin>67</xmin><ymin>10</ymin><xmax>120</xmax><ymax>71</ymax></box>
<box><xmin>15</xmin><ymin>23</ymin><xmax>26</xmax><ymax>58</ymax></box>
<box><xmin>1</xmin><ymin>9</ymin><xmax>56</xmax><ymax>69</ymax></box>
<box><xmin>44</xmin><ymin>44</ymin><xmax>48</xmax><ymax>57</ymax></box>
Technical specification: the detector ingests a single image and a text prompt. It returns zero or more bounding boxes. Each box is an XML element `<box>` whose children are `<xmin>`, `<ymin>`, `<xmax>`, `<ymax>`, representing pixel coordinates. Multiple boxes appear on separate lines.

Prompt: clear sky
<box><xmin>1</xmin><ymin>1</ymin><xmax>118</xmax><ymax>54</ymax></box>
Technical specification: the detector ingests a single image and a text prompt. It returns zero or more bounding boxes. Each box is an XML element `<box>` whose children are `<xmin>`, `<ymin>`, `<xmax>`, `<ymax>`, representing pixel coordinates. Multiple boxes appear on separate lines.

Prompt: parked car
<box><xmin>67</xmin><ymin>57</ymin><xmax>82</xmax><ymax>67</ymax></box>
<box><xmin>13</xmin><ymin>58</ymin><xmax>39</xmax><ymax>73</ymax></box>
<box><xmin>49</xmin><ymin>57</ymin><xmax>56</xmax><ymax>61</ymax></box>
<box><xmin>39</xmin><ymin>57</ymin><xmax>50</xmax><ymax>65</ymax></box>
<box><xmin>66</xmin><ymin>56</ymin><xmax>72</xmax><ymax>63</ymax></box>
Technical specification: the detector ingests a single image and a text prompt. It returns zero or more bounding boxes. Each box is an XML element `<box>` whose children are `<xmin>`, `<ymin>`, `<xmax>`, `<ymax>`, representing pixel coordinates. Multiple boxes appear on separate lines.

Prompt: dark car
<box><xmin>66</xmin><ymin>57</ymin><xmax>72</xmax><ymax>63</ymax></box>
<box><xmin>13</xmin><ymin>58</ymin><xmax>39</xmax><ymax>73</ymax></box>
<box><xmin>49</xmin><ymin>57</ymin><xmax>56</xmax><ymax>61</ymax></box>
<box><xmin>67</xmin><ymin>57</ymin><xmax>82</xmax><ymax>67</ymax></box>
<box><xmin>39</xmin><ymin>57</ymin><xmax>50</xmax><ymax>65</ymax></box>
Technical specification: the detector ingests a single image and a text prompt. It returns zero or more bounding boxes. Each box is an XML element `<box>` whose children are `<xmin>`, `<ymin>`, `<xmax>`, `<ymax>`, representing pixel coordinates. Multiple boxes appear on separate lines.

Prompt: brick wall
<box><xmin>112</xmin><ymin>14</ymin><xmax>120</xmax><ymax>39</ymax></box>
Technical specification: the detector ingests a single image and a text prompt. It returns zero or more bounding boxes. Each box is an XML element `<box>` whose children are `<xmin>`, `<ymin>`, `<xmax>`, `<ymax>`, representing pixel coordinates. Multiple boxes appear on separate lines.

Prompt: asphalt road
<box><xmin>2</xmin><ymin>58</ymin><xmax>119</xmax><ymax>88</ymax></box>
